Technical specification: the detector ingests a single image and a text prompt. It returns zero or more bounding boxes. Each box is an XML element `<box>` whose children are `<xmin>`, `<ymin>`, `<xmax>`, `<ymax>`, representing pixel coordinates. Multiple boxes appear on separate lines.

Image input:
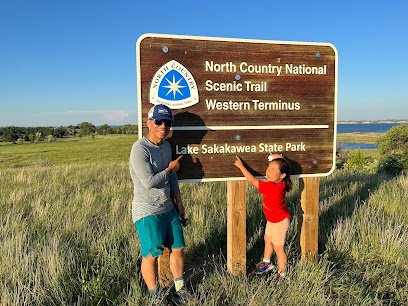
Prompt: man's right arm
<box><xmin>130</xmin><ymin>145</ymin><xmax>168</xmax><ymax>189</ymax></box>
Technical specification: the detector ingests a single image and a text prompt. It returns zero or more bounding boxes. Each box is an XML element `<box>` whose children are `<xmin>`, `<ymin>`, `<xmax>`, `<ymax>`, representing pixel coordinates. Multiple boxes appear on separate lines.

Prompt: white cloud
<box><xmin>64</xmin><ymin>110</ymin><xmax>136</xmax><ymax>125</ymax></box>
<box><xmin>1</xmin><ymin>110</ymin><xmax>138</xmax><ymax>127</ymax></box>
<box><xmin>102</xmin><ymin>110</ymin><xmax>129</xmax><ymax>122</ymax></box>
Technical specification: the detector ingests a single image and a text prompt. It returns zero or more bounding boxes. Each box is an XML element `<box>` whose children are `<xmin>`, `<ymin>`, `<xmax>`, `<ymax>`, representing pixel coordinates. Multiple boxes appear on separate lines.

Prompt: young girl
<box><xmin>234</xmin><ymin>153</ymin><xmax>293</xmax><ymax>281</ymax></box>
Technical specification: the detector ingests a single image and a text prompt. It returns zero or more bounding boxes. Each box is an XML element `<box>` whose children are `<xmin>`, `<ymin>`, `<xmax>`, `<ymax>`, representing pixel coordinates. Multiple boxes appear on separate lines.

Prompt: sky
<box><xmin>0</xmin><ymin>0</ymin><xmax>407</xmax><ymax>127</ymax></box>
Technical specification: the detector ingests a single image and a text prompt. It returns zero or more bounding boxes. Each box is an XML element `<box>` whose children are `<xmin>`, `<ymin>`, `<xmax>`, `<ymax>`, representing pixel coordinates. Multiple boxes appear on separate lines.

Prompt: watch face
<box><xmin>168</xmin><ymin>169</ymin><xmax>173</xmax><ymax>175</ymax></box>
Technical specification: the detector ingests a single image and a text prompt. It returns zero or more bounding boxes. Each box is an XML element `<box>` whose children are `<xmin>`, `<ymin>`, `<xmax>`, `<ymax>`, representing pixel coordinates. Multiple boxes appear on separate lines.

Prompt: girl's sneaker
<box><xmin>256</xmin><ymin>261</ymin><xmax>275</xmax><ymax>274</ymax></box>
<box><xmin>274</xmin><ymin>272</ymin><xmax>285</xmax><ymax>282</ymax></box>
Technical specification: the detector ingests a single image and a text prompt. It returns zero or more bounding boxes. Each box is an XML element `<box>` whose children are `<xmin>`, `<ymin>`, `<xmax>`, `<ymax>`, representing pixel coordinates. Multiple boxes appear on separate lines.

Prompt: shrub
<box><xmin>35</xmin><ymin>132</ymin><xmax>44</xmax><ymax>142</ymax></box>
<box><xmin>15</xmin><ymin>138</ymin><xmax>25</xmax><ymax>145</ymax></box>
<box><xmin>343</xmin><ymin>148</ymin><xmax>376</xmax><ymax>174</ymax></box>
<box><xmin>347</xmin><ymin>148</ymin><xmax>367</xmax><ymax>167</ymax></box>
<box><xmin>335</xmin><ymin>146</ymin><xmax>348</xmax><ymax>169</ymax></box>
<box><xmin>378</xmin><ymin>155</ymin><xmax>404</xmax><ymax>175</ymax></box>
<box><xmin>46</xmin><ymin>135</ymin><xmax>57</xmax><ymax>142</ymax></box>
<box><xmin>375</xmin><ymin>124</ymin><xmax>408</xmax><ymax>169</ymax></box>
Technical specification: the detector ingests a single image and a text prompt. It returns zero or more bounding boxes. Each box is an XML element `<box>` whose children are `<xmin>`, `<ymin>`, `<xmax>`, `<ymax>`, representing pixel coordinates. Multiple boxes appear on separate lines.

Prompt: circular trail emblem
<box><xmin>149</xmin><ymin>60</ymin><xmax>199</xmax><ymax>109</ymax></box>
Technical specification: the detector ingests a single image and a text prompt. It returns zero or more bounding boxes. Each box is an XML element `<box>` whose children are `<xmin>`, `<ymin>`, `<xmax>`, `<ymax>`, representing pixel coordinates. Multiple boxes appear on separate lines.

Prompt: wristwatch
<box><xmin>166</xmin><ymin>168</ymin><xmax>174</xmax><ymax>176</ymax></box>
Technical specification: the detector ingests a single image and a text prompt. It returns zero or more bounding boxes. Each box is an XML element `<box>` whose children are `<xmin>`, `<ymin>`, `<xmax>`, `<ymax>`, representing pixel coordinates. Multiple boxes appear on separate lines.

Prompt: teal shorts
<box><xmin>135</xmin><ymin>208</ymin><xmax>185</xmax><ymax>258</ymax></box>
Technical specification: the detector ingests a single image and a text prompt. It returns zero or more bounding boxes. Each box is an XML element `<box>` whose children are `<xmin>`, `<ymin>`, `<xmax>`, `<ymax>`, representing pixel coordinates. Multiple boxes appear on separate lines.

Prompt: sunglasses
<box><xmin>149</xmin><ymin>118</ymin><xmax>173</xmax><ymax>127</ymax></box>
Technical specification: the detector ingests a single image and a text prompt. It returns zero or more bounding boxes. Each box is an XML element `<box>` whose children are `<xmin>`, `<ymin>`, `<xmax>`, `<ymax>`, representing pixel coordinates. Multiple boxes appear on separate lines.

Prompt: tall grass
<box><xmin>325</xmin><ymin>173</ymin><xmax>408</xmax><ymax>304</ymax></box>
<box><xmin>1</xmin><ymin>161</ymin><xmax>407</xmax><ymax>305</ymax></box>
<box><xmin>0</xmin><ymin>163</ymin><xmax>144</xmax><ymax>304</ymax></box>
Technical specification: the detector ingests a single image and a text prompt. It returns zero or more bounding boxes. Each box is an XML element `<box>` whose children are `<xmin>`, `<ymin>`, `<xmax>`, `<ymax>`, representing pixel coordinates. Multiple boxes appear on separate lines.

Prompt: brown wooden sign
<box><xmin>137</xmin><ymin>34</ymin><xmax>338</xmax><ymax>182</ymax></box>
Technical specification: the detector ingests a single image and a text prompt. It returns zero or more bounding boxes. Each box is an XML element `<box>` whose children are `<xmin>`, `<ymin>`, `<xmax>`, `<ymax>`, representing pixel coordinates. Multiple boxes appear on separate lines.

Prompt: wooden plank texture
<box><xmin>227</xmin><ymin>180</ymin><xmax>247</xmax><ymax>275</ymax></box>
<box><xmin>158</xmin><ymin>247</ymin><xmax>173</xmax><ymax>287</ymax></box>
<box><xmin>298</xmin><ymin>177</ymin><xmax>320</xmax><ymax>261</ymax></box>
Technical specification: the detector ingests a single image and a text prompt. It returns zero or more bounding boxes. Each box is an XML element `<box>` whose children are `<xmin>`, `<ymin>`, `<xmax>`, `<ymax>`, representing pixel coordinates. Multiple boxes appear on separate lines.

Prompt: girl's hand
<box><xmin>234</xmin><ymin>156</ymin><xmax>244</xmax><ymax>169</ymax></box>
<box><xmin>268</xmin><ymin>152</ymin><xmax>284</xmax><ymax>161</ymax></box>
<box><xmin>234</xmin><ymin>155</ymin><xmax>259</xmax><ymax>188</ymax></box>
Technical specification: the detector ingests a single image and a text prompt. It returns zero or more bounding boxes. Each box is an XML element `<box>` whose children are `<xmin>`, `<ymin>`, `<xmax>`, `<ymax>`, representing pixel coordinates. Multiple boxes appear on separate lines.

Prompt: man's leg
<box><xmin>141</xmin><ymin>254</ymin><xmax>158</xmax><ymax>290</ymax></box>
<box><xmin>169</xmin><ymin>247</ymin><xmax>184</xmax><ymax>279</ymax></box>
<box><xmin>166</xmin><ymin>208</ymin><xmax>185</xmax><ymax>282</ymax></box>
<box><xmin>166</xmin><ymin>209</ymin><xmax>191</xmax><ymax>302</ymax></box>
<box><xmin>135</xmin><ymin>215</ymin><xmax>164</xmax><ymax>293</ymax></box>
<box><xmin>169</xmin><ymin>247</ymin><xmax>195</xmax><ymax>304</ymax></box>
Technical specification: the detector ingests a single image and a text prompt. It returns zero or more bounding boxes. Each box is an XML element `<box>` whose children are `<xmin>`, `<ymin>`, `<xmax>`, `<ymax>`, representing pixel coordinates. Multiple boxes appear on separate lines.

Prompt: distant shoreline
<box><xmin>337</xmin><ymin>120</ymin><xmax>408</xmax><ymax>124</ymax></box>
<box><xmin>1</xmin><ymin>120</ymin><xmax>407</xmax><ymax>129</ymax></box>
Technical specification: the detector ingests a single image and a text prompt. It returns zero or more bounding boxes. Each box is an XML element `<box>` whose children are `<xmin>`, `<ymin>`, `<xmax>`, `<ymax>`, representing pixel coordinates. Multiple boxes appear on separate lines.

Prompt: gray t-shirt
<box><xmin>129</xmin><ymin>137</ymin><xmax>180</xmax><ymax>223</ymax></box>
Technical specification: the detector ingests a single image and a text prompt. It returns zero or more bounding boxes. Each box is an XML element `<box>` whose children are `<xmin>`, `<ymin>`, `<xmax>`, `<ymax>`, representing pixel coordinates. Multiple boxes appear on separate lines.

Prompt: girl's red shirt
<box><xmin>258</xmin><ymin>180</ymin><xmax>291</xmax><ymax>223</ymax></box>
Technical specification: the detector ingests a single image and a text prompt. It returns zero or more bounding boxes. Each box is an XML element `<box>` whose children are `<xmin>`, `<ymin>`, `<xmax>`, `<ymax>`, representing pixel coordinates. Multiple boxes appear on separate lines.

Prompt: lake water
<box><xmin>337</xmin><ymin>142</ymin><xmax>378</xmax><ymax>150</ymax></box>
<box><xmin>337</xmin><ymin>123</ymin><xmax>403</xmax><ymax>150</ymax></box>
<box><xmin>337</xmin><ymin>123</ymin><xmax>401</xmax><ymax>134</ymax></box>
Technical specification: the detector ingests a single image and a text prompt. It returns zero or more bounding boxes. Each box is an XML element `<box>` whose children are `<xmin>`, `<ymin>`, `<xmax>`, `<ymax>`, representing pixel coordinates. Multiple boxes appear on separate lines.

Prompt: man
<box><xmin>129</xmin><ymin>104</ymin><xmax>189</xmax><ymax>303</ymax></box>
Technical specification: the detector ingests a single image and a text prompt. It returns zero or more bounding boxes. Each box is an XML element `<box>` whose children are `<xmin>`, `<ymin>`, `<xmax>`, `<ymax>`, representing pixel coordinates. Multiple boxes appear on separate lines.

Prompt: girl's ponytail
<box><xmin>274</xmin><ymin>158</ymin><xmax>293</xmax><ymax>192</ymax></box>
<box><xmin>283</xmin><ymin>173</ymin><xmax>293</xmax><ymax>192</ymax></box>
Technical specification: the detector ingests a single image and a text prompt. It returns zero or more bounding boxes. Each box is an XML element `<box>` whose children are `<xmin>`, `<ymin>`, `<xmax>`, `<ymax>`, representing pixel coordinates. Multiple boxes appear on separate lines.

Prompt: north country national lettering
<box><xmin>149</xmin><ymin>60</ymin><xmax>199</xmax><ymax>109</ymax></box>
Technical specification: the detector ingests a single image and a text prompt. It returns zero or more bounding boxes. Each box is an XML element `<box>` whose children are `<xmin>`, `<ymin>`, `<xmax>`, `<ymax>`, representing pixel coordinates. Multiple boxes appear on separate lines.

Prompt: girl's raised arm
<box><xmin>234</xmin><ymin>156</ymin><xmax>259</xmax><ymax>188</ymax></box>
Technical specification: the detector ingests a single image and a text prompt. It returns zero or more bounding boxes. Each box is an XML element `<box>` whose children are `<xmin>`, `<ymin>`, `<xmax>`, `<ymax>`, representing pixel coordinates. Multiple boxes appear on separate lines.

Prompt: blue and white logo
<box><xmin>149</xmin><ymin>60</ymin><xmax>199</xmax><ymax>109</ymax></box>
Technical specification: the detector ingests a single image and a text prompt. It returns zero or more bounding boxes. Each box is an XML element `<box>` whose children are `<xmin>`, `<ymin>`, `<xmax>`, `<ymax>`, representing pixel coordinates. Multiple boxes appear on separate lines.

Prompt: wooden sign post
<box><xmin>137</xmin><ymin>34</ymin><xmax>337</xmax><ymax>279</ymax></box>
<box><xmin>227</xmin><ymin>180</ymin><xmax>247</xmax><ymax>275</ymax></box>
<box><xmin>157</xmin><ymin>248</ymin><xmax>173</xmax><ymax>286</ymax></box>
<box><xmin>298</xmin><ymin>177</ymin><xmax>320</xmax><ymax>261</ymax></box>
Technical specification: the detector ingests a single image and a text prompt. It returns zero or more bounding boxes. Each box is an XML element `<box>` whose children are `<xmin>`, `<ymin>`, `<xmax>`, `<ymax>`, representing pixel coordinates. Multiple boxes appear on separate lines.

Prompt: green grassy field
<box><xmin>0</xmin><ymin>135</ymin><xmax>137</xmax><ymax>168</ymax></box>
<box><xmin>1</xmin><ymin>134</ymin><xmax>407</xmax><ymax>305</ymax></box>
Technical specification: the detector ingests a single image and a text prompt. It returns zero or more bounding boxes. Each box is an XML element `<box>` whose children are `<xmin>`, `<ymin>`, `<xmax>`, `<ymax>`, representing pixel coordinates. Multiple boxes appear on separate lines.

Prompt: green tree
<box><xmin>44</xmin><ymin>127</ymin><xmax>54</xmax><ymax>136</ymax></box>
<box><xmin>96</xmin><ymin>124</ymin><xmax>110</xmax><ymax>136</ymax></box>
<box><xmin>2</xmin><ymin>129</ymin><xmax>18</xmax><ymax>142</ymax></box>
<box><xmin>375</xmin><ymin>124</ymin><xmax>408</xmax><ymax>170</ymax></box>
<box><xmin>67</xmin><ymin>125</ymin><xmax>76</xmax><ymax>135</ymax></box>
<box><xmin>54</xmin><ymin>126</ymin><xmax>67</xmax><ymax>138</ymax></box>
<box><xmin>77</xmin><ymin>122</ymin><xmax>96</xmax><ymax>136</ymax></box>
<box><xmin>122</xmin><ymin>124</ymin><xmax>138</xmax><ymax>134</ymax></box>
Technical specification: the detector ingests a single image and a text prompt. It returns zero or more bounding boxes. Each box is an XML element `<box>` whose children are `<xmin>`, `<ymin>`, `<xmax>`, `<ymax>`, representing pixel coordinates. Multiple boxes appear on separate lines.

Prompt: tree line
<box><xmin>0</xmin><ymin>122</ymin><xmax>138</xmax><ymax>143</ymax></box>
